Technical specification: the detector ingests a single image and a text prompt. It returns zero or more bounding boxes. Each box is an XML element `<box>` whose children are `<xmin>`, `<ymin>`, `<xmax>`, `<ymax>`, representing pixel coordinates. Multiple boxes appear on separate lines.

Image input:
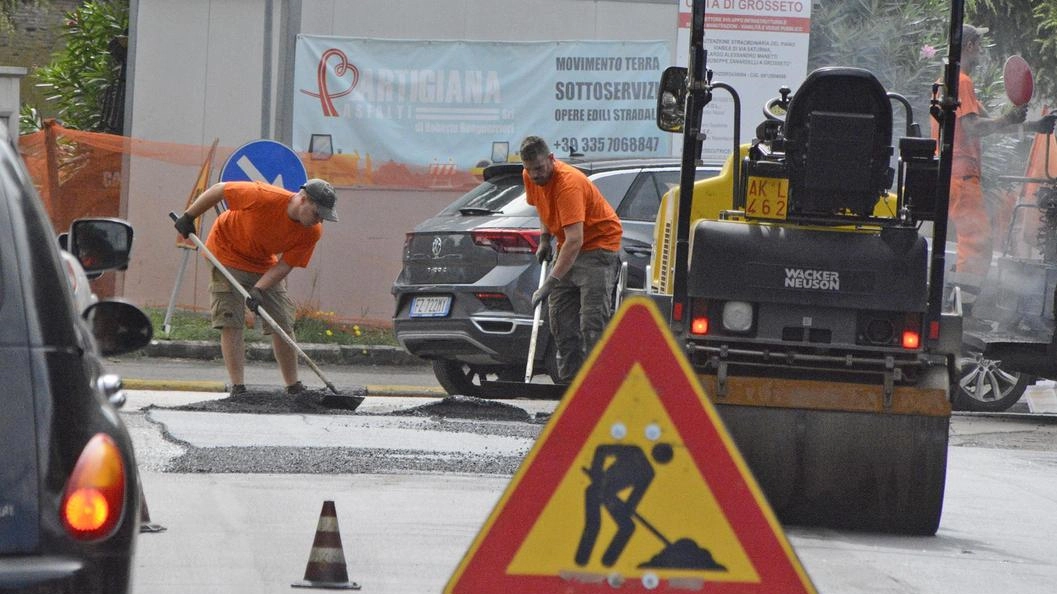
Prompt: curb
<box><xmin>121</xmin><ymin>377</ymin><xmax>445</xmax><ymax>397</ymax></box>
<box><xmin>139</xmin><ymin>340</ymin><xmax>428</xmax><ymax>367</ymax></box>
<box><xmin>122</xmin><ymin>378</ymin><xmax>226</xmax><ymax>392</ymax></box>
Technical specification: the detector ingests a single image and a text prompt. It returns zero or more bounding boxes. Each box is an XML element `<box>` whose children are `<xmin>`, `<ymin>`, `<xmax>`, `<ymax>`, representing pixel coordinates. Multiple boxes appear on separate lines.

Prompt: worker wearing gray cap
<box><xmin>173</xmin><ymin>178</ymin><xmax>339</xmax><ymax>396</ymax></box>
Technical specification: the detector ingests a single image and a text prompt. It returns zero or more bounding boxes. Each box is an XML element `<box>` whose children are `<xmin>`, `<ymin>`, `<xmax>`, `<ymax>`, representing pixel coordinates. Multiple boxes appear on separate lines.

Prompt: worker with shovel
<box><xmin>576</xmin><ymin>442</ymin><xmax>673</xmax><ymax>568</ymax></box>
<box><xmin>173</xmin><ymin>178</ymin><xmax>339</xmax><ymax>397</ymax></box>
<box><xmin>522</xmin><ymin>135</ymin><xmax>622</xmax><ymax>383</ymax></box>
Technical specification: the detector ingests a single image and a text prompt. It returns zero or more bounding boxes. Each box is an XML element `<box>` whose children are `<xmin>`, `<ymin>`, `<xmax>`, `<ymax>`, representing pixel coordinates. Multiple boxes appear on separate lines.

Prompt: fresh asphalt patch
<box><xmin>163</xmin><ymin>387</ymin><xmax>366</xmax><ymax>415</ymax></box>
<box><xmin>162</xmin><ymin>390</ymin><xmax>549</xmax><ymax>423</ymax></box>
<box><xmin>399</xmin><ymin>395</ymin><xmax>538</xmax><ymax>422</ymax></box>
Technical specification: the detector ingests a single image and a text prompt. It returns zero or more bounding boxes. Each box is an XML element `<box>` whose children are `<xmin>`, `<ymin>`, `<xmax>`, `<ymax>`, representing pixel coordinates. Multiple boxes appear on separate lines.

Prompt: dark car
<box><xmin>392</xmin><ymin>158</ymin><xmax>719</xmax><ymax>396</ymax></box>
<box><xmin>0</xmin><ymin>134</ymin><xmax>153</xmax><ymax>592</ymax></box>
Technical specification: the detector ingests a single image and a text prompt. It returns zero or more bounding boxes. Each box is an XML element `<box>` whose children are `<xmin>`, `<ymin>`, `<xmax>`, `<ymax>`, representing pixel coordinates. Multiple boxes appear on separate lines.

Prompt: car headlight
<box><xmin>721</xmin><ymin>301</ymin><xmax>754</xmax><ymax>333</ymax></box>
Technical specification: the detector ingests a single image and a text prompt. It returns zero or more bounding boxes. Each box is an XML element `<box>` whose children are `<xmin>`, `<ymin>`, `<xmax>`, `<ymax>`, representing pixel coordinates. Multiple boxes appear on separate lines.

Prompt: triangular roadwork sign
<box><xmin>444</xmin><ymin>296</ymin><xmax>816</xmax><ymax>593</ymax></box>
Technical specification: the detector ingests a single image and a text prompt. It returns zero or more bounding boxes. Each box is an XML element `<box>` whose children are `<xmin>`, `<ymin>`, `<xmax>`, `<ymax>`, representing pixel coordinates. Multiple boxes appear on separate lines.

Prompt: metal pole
<box><xmin>926</xmin><ymin>0</ymin><xmax>965</xmax><ymax>330</ymax></box>
<box><xmin>161</xmin><ymin>248</ymin><xmax>191</xmax><ymax>335</ymax></box>
<box><xmin>524</xmin><ymin>260</ymin><xmax>549</xmax><ymax>383</ymax></box>
<box><xmin>671</xmin><ymin>0</ymin><xmax>709</xmax><ymax>335</ymax></box>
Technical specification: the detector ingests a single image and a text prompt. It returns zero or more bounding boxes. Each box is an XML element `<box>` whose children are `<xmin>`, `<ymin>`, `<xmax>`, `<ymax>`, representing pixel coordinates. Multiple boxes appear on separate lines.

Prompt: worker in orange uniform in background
<box><xmin>935</xmin><ymin>24</ymin><xmax>1055</xmax><ymax>303</ymax></box>
<box><xmin>521</xmin><ymin>136</ymin><xmax>623</xmax><ymax>382</ymax></box>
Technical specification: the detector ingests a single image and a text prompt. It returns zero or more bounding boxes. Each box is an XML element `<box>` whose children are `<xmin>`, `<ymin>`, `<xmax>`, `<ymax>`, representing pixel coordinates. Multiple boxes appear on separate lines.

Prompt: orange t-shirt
<box><xmin>524</xmin><ymin>160</ymin><xmax>622</xmax><ymax>252</ymax></box>
<box><xmin>931</xmin><ymin>71</ymin><xmax>984</xmax><ymax>178</ymax></box>
<box><xmin>205</xmin><ymin>181</ymin><xmax>323</xmax><ymax>274</ymax></box>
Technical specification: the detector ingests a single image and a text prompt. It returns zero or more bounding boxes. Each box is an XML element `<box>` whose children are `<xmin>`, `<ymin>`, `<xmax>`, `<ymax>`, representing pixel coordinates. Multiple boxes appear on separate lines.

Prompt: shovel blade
<box><xmin>320</xmin><ymin>390</ymin><xmax>366</xmax><ymax>411</ymax></box>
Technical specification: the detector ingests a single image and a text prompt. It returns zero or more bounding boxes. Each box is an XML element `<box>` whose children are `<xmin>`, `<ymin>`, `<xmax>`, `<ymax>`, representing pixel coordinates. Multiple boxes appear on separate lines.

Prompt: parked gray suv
<box><xmin>392</xmin><ymin>158</ymin><xmax>719</xmax><ymax>396</ymax></box>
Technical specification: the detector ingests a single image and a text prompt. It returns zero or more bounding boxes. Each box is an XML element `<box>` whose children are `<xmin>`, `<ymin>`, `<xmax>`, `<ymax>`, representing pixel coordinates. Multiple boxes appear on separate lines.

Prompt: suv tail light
<box><xmin>471</xmin><ymin>229</ymin><xmax>541</xmax><ymax>253</ymax></box>
<box><xmin>475</xmin><ymin>292</ymin><xmax>513</xmax><ymax>311</ymax></box>
<box><xmin>62</xmin><ymin>433</ymin><xmax>127</xmax><ymax>541</ymax></box>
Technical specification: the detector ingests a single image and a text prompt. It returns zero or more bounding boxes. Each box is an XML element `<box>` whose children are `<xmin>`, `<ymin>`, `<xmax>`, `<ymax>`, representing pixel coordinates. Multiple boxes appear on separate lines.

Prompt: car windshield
<box><xmin>437</xmin><ymin>174</ymin><xmax>527</xmax><ymax>216</ymax></box>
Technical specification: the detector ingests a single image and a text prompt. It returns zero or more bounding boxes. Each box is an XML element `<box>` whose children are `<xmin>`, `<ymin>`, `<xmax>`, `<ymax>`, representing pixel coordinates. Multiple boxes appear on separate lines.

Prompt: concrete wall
<box><xmin>0</xmin><ymin>0</ymin><xmax>81</xmax><ymax>116</ymax></box>
<box><xmin>0</xmin><ymin>66</ymin><xmax>26</xmax><ymax>142</ymax></box>
<box><xmin>124</xmin><ymin>0</ymin><xmax>679</xmax><ymax>326</ymax></box>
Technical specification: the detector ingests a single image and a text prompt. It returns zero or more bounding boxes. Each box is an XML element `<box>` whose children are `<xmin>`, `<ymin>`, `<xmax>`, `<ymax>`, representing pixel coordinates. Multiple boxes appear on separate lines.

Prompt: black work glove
<box><xmin>531</xmin><ymin>276</ymin><xmax>559</xmax><ymax>309</ymax></box>
<box><xmin>1025</xmin><ymin>113</ymin><xmax>1057</xmax><ymax>135</ymax></box>
<box><xmin>245</xmin><ymin>286</ymin><xmax>265</xmax><ymax>314</ymax></box>
<box><xmin>1003</xmin><ymin>105</ymin><xmax>1028</xmax><ymax>126</ymax></box>
<box><xmin>536</xmin><ymin>234</ymin><xmax>553</xmax><ymax>264</ymax></box>
<box><xmin>174</xmin><ymin>212</ymin><xmax>196</xmax><ymax>238</ymax></box>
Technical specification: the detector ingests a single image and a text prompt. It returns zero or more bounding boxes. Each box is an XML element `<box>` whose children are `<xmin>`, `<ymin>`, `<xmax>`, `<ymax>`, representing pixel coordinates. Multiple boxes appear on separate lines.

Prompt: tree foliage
<box><xmin>968</xmin><ymin>0</ymin><xmax>1057</xmax><ymax>104</ymax></box>
<box><xmin>809</xmin><ymin>0</ymin><xmax>951</xmax><ymax>113</ymax></box>
<box><xmin>809</xmin><ymin>0</ymin><xmax>1057</xmax><ymax>112</ymax></box>
<box><xmin>28</xmin><ymin>1</ymin><xmax>127</xmax><ymax>132</ymax></box>
<box><xmin>807</xmin><ymin>0</ymin><xmax>1050</xmax><ymax>205</ymax></box>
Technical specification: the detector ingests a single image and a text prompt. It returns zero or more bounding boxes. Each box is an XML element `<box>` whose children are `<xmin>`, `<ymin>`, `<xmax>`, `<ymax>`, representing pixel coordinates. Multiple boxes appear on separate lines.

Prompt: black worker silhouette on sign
<box><xmin>576</xmin><ymin>442</ymin><xmax>672</xmax><ymax>567</ymax></box>
<box><xmin>575</xmin><ymin>440</ymin><xmax>727</xmax><ymax>572</ymax></box>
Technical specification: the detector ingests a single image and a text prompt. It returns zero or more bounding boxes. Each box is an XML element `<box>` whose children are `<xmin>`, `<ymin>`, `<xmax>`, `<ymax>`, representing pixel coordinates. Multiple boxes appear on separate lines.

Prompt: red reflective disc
<box><xmin>1004</xmin><ymin>55</ymin><xmax>1034</xmax><ymax>106</ymax></box>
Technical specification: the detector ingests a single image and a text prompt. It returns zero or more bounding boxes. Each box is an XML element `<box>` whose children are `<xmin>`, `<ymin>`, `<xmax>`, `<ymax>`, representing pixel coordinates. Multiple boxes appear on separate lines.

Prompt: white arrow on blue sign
<box><xmin>220</xmin><ymin>139</ymin><xmax>308</xmax><ymax>192</ymax></box>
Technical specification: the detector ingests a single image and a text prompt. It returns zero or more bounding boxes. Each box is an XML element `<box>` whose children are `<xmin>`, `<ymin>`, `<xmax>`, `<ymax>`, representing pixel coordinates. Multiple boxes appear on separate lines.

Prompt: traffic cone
<box><xmin>292</xmin><ymin>500</ymin><xmax>361</xmax><ymax>590</ymax></box>
<box><xmin>139</xmin><ymin>489</ymin><xmax>166</xmax><ymax>533</ymax></box>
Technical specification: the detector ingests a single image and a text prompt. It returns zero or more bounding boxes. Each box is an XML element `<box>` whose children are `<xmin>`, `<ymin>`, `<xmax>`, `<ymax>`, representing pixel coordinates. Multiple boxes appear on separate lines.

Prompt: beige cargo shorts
<box><xmin>209</xmin><ymin>265</ymin><xmax>295</xmax><ymax>334</ymax></box>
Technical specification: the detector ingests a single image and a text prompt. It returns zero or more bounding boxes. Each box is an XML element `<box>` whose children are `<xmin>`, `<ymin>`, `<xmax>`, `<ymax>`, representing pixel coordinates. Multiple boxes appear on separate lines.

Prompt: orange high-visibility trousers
<box><xmin>949</xmin><ymin>175</ymin><xmax>993</xmax><ymax>278</ymax></box>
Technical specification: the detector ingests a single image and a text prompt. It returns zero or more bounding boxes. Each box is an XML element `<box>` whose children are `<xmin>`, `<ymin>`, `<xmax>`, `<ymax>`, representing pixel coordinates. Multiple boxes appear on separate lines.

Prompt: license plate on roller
<box><xmin>745</xmin><ymin>176</ymin><xmax>789</xmax><ymax>220</ymax></box>
<box><xmin>410</xmin><ymin>295</ymin><xmax>452</xmax><ymax>318</ymax></box>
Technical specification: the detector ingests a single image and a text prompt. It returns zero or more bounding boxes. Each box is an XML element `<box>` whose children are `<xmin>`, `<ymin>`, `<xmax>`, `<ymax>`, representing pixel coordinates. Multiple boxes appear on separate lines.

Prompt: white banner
<box><xmin>293</xmin><ymin>38</ymin><xmax>671</xmax><ymax>172</ymax></box>
<box><xmin>676</xmin><ymin>0</ymin><xmax>812</xmax><ymax>161</ymax></box>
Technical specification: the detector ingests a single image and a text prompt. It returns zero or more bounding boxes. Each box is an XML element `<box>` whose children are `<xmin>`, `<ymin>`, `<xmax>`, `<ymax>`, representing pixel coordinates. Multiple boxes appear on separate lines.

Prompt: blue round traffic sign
<box><xmin>220</xmin><ymin>139</ymin><xmax>307</xmax><ymax>192</ymax></box>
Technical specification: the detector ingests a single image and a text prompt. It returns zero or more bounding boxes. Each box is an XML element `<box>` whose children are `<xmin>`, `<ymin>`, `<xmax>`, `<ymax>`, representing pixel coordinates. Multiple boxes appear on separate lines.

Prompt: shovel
<box><xmin>524</xmin><ymin>259</ymin><xmax>549</xmax><ymax>383</ymax></box>
<box><xmin>168</xmin><ymin>212</ymin><xmax>363</xmax><ymax>410</ymax></box>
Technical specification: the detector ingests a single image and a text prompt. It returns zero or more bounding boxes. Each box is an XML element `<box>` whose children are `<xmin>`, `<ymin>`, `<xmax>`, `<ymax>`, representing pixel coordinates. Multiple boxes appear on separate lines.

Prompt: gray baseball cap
<box><xmin>301</xmin><ymin>178</ymin><xmax>339</xmax><ymax>222</ymax></box>
<box><xmin>963</xmin><ymin>24</ymin><xmax>989</xmax><ymax>46</ymax></box>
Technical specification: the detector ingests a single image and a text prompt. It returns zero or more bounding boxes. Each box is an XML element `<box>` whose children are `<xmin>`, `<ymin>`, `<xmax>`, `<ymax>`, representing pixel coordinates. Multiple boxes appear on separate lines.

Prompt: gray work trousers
<box><xmin>547</xmin><ymin>249</ymin><xmax>621</xmax><ymax>382</ymax></box>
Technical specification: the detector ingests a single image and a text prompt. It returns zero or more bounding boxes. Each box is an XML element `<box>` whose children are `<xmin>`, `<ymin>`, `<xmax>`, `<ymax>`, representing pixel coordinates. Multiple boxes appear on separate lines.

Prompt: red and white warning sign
<box><xmin>444</xmin><ymin>296</ymin><xmax>816</xmax><ymax>593</ymax></box>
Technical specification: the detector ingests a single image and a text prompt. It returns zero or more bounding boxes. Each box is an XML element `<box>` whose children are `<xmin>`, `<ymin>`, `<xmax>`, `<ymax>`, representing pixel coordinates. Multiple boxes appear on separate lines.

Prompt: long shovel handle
<box><xmin>524</xmin><ymin>259</ymin><xmax>548</xmax><ymax>383</ymax></box>
<box><xmin>168</xmin><ymin>212</ymin><xmax>338</xmax><ymax>394</ymax></box>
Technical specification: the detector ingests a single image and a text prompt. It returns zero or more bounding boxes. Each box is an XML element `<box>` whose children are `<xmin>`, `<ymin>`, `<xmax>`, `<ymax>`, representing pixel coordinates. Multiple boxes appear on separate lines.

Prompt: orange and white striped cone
<box><xmin>292</xmin><ymin>500</ymin><xmax>361</xmax><ymax>590</ymax></box>
<box><xmin>139</xmin><ymin>489</ymin><xmax>166</xmax><ymax>534</ymax></box>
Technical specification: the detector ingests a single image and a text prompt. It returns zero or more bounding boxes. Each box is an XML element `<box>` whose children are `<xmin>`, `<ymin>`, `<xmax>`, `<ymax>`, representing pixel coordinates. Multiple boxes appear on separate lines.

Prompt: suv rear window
<box><xmin>437</xmin><ymin>174</ymin><xmax>527</xmax><ymax>216</ymax></box>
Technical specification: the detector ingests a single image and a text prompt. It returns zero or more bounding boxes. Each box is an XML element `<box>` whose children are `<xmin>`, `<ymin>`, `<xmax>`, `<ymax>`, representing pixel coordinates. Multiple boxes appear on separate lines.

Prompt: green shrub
<box><xmin>145</xmin><ymin>307</ymin><xmax>397</xmax><ymax>346</ymax></box>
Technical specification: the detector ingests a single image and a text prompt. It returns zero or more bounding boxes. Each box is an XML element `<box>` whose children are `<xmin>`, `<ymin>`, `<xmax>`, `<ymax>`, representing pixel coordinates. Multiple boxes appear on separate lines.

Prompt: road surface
<box><xmin>122</xmin><ymin>387</ymin><xmax>1057</xmax><ymax>594</ymax></box>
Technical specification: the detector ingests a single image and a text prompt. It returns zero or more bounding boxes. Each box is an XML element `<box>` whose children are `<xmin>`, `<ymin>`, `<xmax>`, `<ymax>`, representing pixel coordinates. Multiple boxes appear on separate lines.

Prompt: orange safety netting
<box><xmin>18</xmin><ymin>119</ymin><xmax>482</xmax><ymax>237</ymax></box>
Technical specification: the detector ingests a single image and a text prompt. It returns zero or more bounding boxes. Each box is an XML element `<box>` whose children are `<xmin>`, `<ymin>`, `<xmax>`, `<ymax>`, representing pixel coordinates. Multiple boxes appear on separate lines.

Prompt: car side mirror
<box><xmin>83</xmin><ymin>300</ymin><xmax>154</xmax><ymax>356</ymax></box>
<box><xmin>656</xmin><ymin>66</ymin><xmax>688</xmax><ymax>133</ymax></box>
<box><xmin>69</xmin><ymin>218</ymin><xmax>134</xmax><ymax>274</ymax></box>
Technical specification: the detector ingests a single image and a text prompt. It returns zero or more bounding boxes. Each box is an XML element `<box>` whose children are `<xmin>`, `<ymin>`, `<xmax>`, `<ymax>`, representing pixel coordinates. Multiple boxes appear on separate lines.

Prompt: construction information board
<box><xmin>676</xmin><ymin>1</ymin><xmax>813</xmax><ymax>162</ymax></box>
<box><xmin>294</xmin><ymin>38</ymin><xmax>670</xmax><ymax>169</ymax></box>
<box><xmin>445</xmin><ymin>296</ymin><xmax>816</xmax><ymax>593</ymax></box>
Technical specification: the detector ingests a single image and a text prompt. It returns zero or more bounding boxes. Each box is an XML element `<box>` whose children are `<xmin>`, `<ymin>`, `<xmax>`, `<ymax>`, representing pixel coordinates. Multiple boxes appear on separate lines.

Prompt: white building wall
<box><xmin>124</xmin><ymin>0</ymin><xmax>679</xmax><ymax>327</ymax></box>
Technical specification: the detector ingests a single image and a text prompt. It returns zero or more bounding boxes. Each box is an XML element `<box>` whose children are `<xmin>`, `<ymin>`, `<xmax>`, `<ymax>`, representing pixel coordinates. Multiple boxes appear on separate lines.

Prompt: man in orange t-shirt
<box><xmin>174</xmin><ymin>179</ymin><xmax>339</xmax><ymax>396</ymax></box>
<box><xmin>933</xmin><ymin>25</ymin><xmax>1054</xmax><ymax>295</ymax></box>
<box><xmin>522</xmin><ymin>136</ymin><xmax>622</xmax><ymax>382</ymax></box>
